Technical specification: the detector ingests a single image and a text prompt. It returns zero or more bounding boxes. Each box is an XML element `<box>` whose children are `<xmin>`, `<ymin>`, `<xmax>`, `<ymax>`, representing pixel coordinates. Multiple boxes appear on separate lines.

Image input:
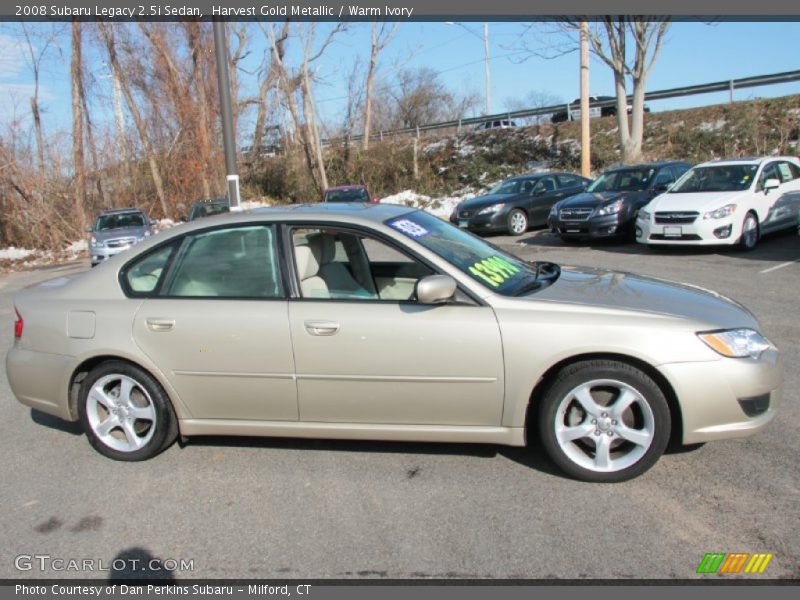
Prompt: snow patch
<box><xmin>0</xmin><ymin>247</ymin><xmax>36</xmax><ymax>261</ymax></box>
<box><xmin>697</xmin><ymin>119</ymin><xmax>726</xmax><ymax>132</ymax></box>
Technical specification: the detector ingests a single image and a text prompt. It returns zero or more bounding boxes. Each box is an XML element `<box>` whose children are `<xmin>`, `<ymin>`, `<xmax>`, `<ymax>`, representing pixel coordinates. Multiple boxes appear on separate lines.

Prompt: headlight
<box><xmin>698</xmin><ymin>328</ymin><xmax>774</xmax><ymax>359</ymax></box>
<box><xmin>549</xmin><ymin>204</ymin><xmax>559</xmax><ymax>217</ymax></box>
<box><xmin>703</xmin><ymin>203</ymin><xmax>737</xmax><ymax>220</ymax></box>
<box><xmin>638</xmin><ymin>208</ymin><xmax>650</xmax><ymax>221</ymax></box>
<box><xmin>478</xmin><ymin>203</ymin><xmax>504</xmax><ymax>215</ymax></box>
<box><xmin>596</xmin><ymin>199</ymin><xmax>624</xmax><ymax>216</ymax></box>
<box><xmin>90</xmin><ymin>236</ymin><xmax>99</xmax><ymax>246</ymax></box>
<box><xmin>144</xmin><ymin>231</ymin><xmax>151</xmax><ymax>237</ymax></box>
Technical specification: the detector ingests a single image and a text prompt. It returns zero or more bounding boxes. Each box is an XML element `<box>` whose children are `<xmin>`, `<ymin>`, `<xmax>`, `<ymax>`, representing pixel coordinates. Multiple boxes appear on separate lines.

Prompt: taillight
<box><xmin>14</xmin><ymin>307</ymin><xmax>23</xmax><ymax>339</ymax></box>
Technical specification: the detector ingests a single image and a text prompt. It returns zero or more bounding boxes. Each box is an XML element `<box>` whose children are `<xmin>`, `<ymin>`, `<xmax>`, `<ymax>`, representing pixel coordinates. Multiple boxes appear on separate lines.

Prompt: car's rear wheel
<box><xmin>507</xmin><ymin>209</ymin><xmax>528</xmax><ymax>236</ymax></box>
<box><xmin>537</xmin><ymin>360</ymin><xmax>670</xmax><ymax>482</ymax></box>
<box><xmin>738</xmin><ymin>212</ymin><xmax>759</xmax><ymax>251</ymax></box>
<box><xmin>78</xmin><ymin>361</ymin><xmax>178</xmax><ymax>461</ymax></box>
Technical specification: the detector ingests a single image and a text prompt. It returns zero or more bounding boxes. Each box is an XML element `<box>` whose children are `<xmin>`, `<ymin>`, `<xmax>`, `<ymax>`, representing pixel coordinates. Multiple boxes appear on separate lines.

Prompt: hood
<box><xmin>557</xmin><ymin>190</ymin><xmax>642</xmax><ymax>209</ymax></box>
<box><xmin>458</xmin><ymin>193</ymin><xmax>521</xmax><ymax>210</ymax></box>
<box><xmin>530</xmin><ymin>265</ymin><xmax>757</xmax><ymax>330</ymax></box>
<box><xmin>92</xmin><ymin>226</ymin><xmax>149</xmax><ymax>242</ymax></box>
<box><xmin>647</xmin><ymin>190</ymin><xmax>747</xmax><ymax>213</ymax></box>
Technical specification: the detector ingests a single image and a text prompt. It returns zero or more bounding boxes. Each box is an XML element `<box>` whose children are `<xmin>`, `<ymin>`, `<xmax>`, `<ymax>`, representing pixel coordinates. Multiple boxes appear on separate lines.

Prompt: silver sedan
<box><xmin>6</xmin><ymin>204</ymin><xmax>782</xmax><ymax>482</ymax></box>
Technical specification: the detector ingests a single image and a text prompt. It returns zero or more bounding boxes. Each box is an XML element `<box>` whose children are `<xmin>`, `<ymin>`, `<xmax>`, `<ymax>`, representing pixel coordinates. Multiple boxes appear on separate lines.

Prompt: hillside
<box><xmin>244</xmin><ymin>94</ymin><xmax>800</xmax><ymax>204</ymax></box>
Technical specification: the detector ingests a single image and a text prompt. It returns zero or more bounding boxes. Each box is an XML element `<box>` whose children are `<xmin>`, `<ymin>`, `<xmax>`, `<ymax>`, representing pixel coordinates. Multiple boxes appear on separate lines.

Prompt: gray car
<box><xmin>7</xmin><ymin>204</ymin><xmax>782</xmax><ymax>482</ymax></box>
<box><xmin>88</xmin><ymin>208</ymin><xmax>155</xmax><ymax>267</ymax></box>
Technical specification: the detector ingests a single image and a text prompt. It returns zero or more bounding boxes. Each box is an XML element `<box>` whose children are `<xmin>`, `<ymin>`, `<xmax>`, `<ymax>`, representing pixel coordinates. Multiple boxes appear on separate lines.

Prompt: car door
<box><xmin>761</xmin><ymin>160</ymin><xmax>800</xmax><ymax>232</ymax></box>
<box><xmin>128</xmin><ymin>224</ymin><xmax>298</xmax><ymax>421</ymax></box>
<box><xmin>287</xmin><ymin>225</ymin><xmax>504</xmax><ymax>426</ymax></box>
<box><xmin>529</xmin><ymin>175</ymin><xmax>561</xmax><ymax>225</ymax></box>
<box><xmin>755</xmin><ymin>162</ymin><xmax>788</xmax><ymax>233</ymax></box>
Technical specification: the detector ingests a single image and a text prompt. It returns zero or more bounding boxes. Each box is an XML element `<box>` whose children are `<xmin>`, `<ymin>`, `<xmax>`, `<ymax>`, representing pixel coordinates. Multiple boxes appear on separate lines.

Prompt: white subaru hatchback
<box><xmin>636</xmin><ymin>157</ymin><xmax>800</xmax><ymax>250</ymax></box>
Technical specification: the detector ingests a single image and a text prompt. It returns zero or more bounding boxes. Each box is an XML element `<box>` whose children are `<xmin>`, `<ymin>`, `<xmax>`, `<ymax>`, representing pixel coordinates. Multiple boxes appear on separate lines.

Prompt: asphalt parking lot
<box><xmin>1</xmin><ymin>229</ymin><xmax>798</xmax><ymax>580</ymax></box>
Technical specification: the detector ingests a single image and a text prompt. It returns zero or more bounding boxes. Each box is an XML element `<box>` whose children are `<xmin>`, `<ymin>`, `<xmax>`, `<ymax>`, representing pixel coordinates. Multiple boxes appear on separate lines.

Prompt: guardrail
<box><xmin>324</xmin><ymin>69</ymin><xmax>800</xmax><ymax>145</ymax></box>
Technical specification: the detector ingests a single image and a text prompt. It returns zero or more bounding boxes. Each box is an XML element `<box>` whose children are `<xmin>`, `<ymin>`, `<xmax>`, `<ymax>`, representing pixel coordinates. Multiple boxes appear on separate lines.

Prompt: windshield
<box><xmin>385</xmin><ymin>211</ymin><xmax>549</xmax><ymax>296</ymax></box>
<box><xmin>669</xmin><ymin>165</ymin><xmax>758</xmax><ymax>193</ymax></box>
<box><xmin>190</xmin><ymin>202</ymin><xmax>230</xmax><ymax>220</ymax></box>
<box><xmin>94</xmin><ymin>213</ymin><xmax>146</xmax><ymax>231</ymax></box>
<box><xmin>586</xmin><ymin>168</ymin><xmax>655</xmax><ymax>193</ymax></box>
<box><xmin>488</xmin><ymin>179</ymin><xmax>530</xmax><ymax>195</ymax></box>
<box><xmin>325</xmin><ymin>188</ymin><xmax>370</xmax><ymax>202</ymax></box>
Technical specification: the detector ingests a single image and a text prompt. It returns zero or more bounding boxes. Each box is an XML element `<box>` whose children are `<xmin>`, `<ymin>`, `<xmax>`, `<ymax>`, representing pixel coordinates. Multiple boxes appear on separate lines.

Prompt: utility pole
<box><xmin>579</xmin><ymin>19</ymin><xmax>591</xmax><ymax>178</ymax></box>
<box><xmin>483</xmin><ymin>23</ymin><xmax>492</xmax><ymax>115</ymax></box>
<box><xmin>213</xmin><ymin>21</ymin><xmax>241</xmax><ymax>210</ymax></box>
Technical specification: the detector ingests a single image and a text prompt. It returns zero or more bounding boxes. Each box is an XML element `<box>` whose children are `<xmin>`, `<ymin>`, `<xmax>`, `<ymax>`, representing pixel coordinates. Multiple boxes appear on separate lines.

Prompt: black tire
<box><xmin>537</xmin><ymin>360</ymin><xmax>671</xmax><ymax>483</ymax></box>
<box><xmin>506</xmin><ymin>209</ymin><xmax>529</xmax><ymax>236</ymax></box>
<box><xmin>78</xmin><ymin>360</ymin><xmax>178</xmax><ymax>461</ymax></box>
<box><xmin>738</xmin><ymin>211</ymin><xmax>759</xmax><ymax>251</ymax></box>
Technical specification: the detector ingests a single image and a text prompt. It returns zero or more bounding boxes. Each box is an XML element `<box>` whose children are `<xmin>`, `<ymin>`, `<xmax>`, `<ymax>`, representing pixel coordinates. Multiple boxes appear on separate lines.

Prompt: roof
<box><xmin>96</xmin><ymin>207</ymin><xmax>146</xmax><ymax>216</ymax></box>
<box><xmin>701</xmin><ymin>156</ymin><xmax>799</xmax><ymax>166</ymax></box>
<box><xmin>604</xmin><ymin>161</ymin><xmax>690</xmax><ymax>172</ymax></box>
<box><xmin>191</xmin><ymin>197</ymin><xmax>229</xmax><ymax>205</ymax></box>
<box><xmin>324</xmin><ymin>184</ymin><xmax>368</xmax><ymax>192</ymax></box>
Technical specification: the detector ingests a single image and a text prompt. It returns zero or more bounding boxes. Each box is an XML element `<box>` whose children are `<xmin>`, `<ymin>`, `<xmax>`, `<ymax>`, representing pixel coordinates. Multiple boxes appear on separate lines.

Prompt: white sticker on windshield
<box><xmin>388</xmin><ymin>218</ymin><xmax>430</xmax><ymax>238</ymax></box>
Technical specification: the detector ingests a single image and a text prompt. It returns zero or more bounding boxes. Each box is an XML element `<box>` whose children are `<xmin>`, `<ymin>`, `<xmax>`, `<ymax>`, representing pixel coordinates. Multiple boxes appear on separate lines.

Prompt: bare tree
<box><xmin>587</xmin><ymin>18</ymin><xmax>670</xmax><ymax>162</ymax></box>
<box><xmin>503</xmin><ymin>89</ymin><xmax>564</xmax><ymax>125</ymax></box>
<box><xmin>362</xmin><ymin>22</ymin><xmax>398</xmax><ymax>150</ymax></box>
<box><xmin>250</xmin><ymin>26</ymin><xmax>286</xmax><ymax>162</ymax></box>
<box><xmin>387</xmin><ymin>67</ymin><xmax>480</xmax><ymax>129</ymax></box>
<box><xmin>70</xmin><ymin>21</ymin><xmax>87</xmax><ymax>230</ymax></box>
<box><xmin>18</xmin><ymin>23</ymin><xmax>61</xmax><ymax>179</ymax></box>
<box><xmin>98</xmin><ymin>22</ymin><xmax>169</xmax><ymax>216</ymax></box>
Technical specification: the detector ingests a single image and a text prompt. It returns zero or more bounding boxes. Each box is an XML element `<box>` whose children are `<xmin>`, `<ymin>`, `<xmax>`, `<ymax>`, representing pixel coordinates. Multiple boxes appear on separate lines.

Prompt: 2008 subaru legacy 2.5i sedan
<box><xmin>7</xmin><ymin>204</ymin><xmax>782</xmax><ymax>482</ymax></box>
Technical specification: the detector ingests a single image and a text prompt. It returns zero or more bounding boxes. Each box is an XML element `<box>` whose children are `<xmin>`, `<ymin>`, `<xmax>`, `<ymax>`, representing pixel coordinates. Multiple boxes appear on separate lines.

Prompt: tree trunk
<box><xmin>70</xmin><ymin>21</ymin><xmax>87</xmax><ymax>231</ymax></box>
<box><xmin>628</xmin><ymin>75</ymin><xmax>646</xmax><ymax>163</ymax></box>
<box><xmin>99</xmin><ymin>23</ymin><xmax>169</xmax><ymax>217</ymax></box>
<box><xmin>187</xmin><ymin>23</ymin><xmax>212</xmax><ymax>198</ymax></box>
<box><xmin>301</xmin><ymin>66</ymin><xmax>328</xmax><ymax>191</ymax></box>
<box><xmin>613</xmin><ymin>71</ymin><xmax>633</xmax><ymax>163</ymax></box>
<box><xmin>362</xmin><ymin>40</ymin><xmax>378</xmax><ymax>151</ymax></box>
<box><xmin>30</xmin><ymin>97</ymin><xmax>45</xmax><ymax>181</ymax></box>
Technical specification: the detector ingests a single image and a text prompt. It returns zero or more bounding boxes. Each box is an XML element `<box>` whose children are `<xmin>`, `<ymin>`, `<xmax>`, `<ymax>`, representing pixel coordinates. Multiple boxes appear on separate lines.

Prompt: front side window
<box><xmin>671</xmin><ymin>164</ymin><xmax>759</xmax><ymax>193</ymax></box>
<box><xmin>757</xmin><ymin>163</ymin><xmax>780</xmax><ymax>190</ymax></box>
<box><xmin>489</xmin><ymin>179</ymin><xmax>526</xmax><ymax>195</ymax></box>
<box><xmin>291</xmin><ymin>228</ymin><xmax>432</xmax><ymax>301</ymax></box>
<box><xmin>777</xmin><ymin>161</ymin><xmax>800</xmax><ymax>182</ymax></box>
<box><xmin>385</xmin><ymin>211</ymin><xmax>547</xmax><ymax>296</ymax></box>
<box><xmin>159</xmin><ymin>226</ymin><xmax>283</xmax><ymax>298</ymax></box>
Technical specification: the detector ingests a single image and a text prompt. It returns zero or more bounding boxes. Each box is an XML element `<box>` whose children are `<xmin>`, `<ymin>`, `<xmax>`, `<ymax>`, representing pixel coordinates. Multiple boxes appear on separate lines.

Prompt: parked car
<box><xmin>7</xmin><ymin>204</ymin><xmax>782</xmax><ymax>482</ymax></box>
<box><xmin>551</xmin><ymin>96</ymin><xmax>650</xmax><ymax>123</ymax></box>
<box><xmin>637</xmin><ymin>157</ymin><xmax>800</xmax><ymax>250</ymax></box>
<box><xmin>87</xmin><ymin>208</ymin><xmax>155</xmax><ymax>267</ymax></box>
<box><xmin>183</xmin><ymin>197</ymin><xmax>230</xmax><ymax>222</ymax></box>
<box><xmin>322</xmin><ymin>185</ymin><xmax>379</xmax><ymax>203</ymax></box>
<box><xmin>548</xmin><ymin>161</ymin><xmax>691</xmax><ymax>241</ymax></box>
<box><xmin>451</xmin><ymin>172</ymin><xmax>592</xmax><ymax>236</ymax></box>
<box><xmin>474</xmin><ymin>119</ymin><xmax>518</xmax><ymax>131</ymax></box>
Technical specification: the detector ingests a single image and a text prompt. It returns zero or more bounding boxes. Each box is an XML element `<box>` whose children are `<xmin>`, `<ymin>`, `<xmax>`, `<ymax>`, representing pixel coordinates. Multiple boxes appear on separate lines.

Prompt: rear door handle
<box><xmin>304</xmin><ymin>320</ymin><xmax>340</xmax><ymax>336</ymax></box>
<box><xmin>146</xmin><ymin>318</ymin><xmax>175</xmax><ymax>332</ymax></box>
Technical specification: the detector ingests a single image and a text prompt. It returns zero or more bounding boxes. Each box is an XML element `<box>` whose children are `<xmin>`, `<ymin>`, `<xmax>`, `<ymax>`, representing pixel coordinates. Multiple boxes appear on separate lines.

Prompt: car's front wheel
<box><xmin>507</xmin><ymin>209</ymin><xmax>529</xmax><ymax>236</ymax></box>
<box><xmin>78</xmin><ymin>361</ymin><xmax>178</xmax><ymax>461</ymax></box>
<box><xmin>738</xmin><ymin>212</ymin><xmax>759</xmax><ymax>251</ymax></box>
<box><xmin>537</xmin><ymin>360</ymin><xmax>670</xmax><ymax>482</ymax></box>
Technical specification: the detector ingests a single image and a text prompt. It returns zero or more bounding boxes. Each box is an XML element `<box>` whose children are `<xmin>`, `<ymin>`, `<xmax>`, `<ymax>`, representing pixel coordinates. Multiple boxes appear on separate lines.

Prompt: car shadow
<box><xmin>182</xmin><ymin>435</ymin><xmax>570</xmax><ymax>480</ymax></box>
<box><xmin>30</xmin><ymin>409</ymin><xmax>83</xmax><ymax>435</ymax></box>
<box><xmin>516</xmin><ymin>227</ymin><xmax>800</xmax><ymax>262</ymax></box>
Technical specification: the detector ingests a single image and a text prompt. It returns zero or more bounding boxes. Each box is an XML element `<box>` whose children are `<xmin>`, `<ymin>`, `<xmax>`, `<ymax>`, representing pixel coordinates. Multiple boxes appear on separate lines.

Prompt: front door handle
<box><xmin>146</xmin><ymin>318</ymin><xmax>175</xmax><ymax>332</ymax></box>
<box><xmin>304</xmin><ymin>320</ymin><xmax>340</xmax><ymax>336</ymax></box>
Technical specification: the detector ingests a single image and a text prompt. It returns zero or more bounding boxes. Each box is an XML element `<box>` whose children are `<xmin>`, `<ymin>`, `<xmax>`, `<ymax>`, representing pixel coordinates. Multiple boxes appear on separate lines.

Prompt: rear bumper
<box><xmin>6</xmin><ymin>347</ymin><xmax>74</xmax><ymax>421</ymax></box>
<box><xmin>90</xmin><ymin>243</ymin><xmax>139</xmax><ymax>265</ymax></box>
<box><xmin>660</xmin><ymin>350</ymin><xmax>783</xmax><ymax>444</ymax></box>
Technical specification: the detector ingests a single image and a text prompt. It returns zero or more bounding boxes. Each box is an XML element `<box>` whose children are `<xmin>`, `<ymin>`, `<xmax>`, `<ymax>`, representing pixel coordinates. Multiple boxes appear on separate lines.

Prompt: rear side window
<box><xmin>557</xmin><ymin>174</ymin><xmax>581</xmax><ymax>187</ymax></box>
<box><xmin>161</xmin><ymin>226</ymin><xmax>283</xmax><ymax>298</ymax></box>
<box><xmin>125</xmin><ymin>244</ymin><xmax>174</xmax><ymax>294</ymax></box>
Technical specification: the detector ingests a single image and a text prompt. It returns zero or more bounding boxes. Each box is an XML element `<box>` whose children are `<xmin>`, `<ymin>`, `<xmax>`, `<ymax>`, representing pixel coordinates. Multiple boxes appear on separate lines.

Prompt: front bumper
<box><xmin>549</xmin><ymin>212</ymin><xmax>633</xmax><ymax>239</ymax></box>
<box><xmin>90</xmin><ymin>242</ymin><xmax>137</xmax><ymax>265</ymax></box>
<box><xmin>660</xmin><ymin>348</ymin><xmax>783</xmax><ymax>444</ymax></box>
<box><xmin>449</xmin><ymin>210</ymin><xmax>509</xmax><ymax>233</ymax></box>
<box><xmin>636</xmin><ymin>214</ymin><xmax>739</xmax><ymax>246</ymax></box>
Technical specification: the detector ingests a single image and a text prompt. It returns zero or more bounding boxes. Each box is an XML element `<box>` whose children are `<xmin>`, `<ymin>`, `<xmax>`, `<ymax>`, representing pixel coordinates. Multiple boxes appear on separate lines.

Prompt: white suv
<box><xmin>636</xmin><ymin>156</ymin><xmax>800</xmax><ymax>250</ymax></box>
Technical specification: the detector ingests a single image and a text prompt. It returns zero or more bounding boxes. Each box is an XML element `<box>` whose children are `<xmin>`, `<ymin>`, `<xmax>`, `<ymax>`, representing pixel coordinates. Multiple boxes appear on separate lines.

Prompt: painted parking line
<box><xmin>759</xmin><ymin>259</ymin><xmax>800</xmax><ymax>274</ymax></box>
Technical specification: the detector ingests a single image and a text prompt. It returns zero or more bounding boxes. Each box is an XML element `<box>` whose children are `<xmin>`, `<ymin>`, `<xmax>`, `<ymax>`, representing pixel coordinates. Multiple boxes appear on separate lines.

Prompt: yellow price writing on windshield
<box><xmin>469</xmin><ymin>256</ymin><xmax>521</xmax><ymax>287</ymax></box>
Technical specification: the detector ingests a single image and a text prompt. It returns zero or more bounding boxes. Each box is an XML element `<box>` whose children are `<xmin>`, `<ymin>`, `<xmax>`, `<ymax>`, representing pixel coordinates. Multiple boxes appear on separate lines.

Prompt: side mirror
<box><xmin>85</xmin><ymin>226</ymin><xmax>93</xmax><ymax>233</ymax></box>
<box><xmin>652</xmin><ymin>183</ymin><xmax>669</xmax><ymax>194</ymax></box>
<box><xmin>180</xmin><ymin>215</ymin><xmax>189</xmax><ymax>222</ymax></box>
<box><xmin>149</xmin><ymin>219</ymin><xmax>158</xmax><ymax>226</ymax></box>
<box><xmin>416</xmin><ymin>275</ymin><xmax>457</xmax><ymax>305</ymax></box>
<box><xmin>763</xmin><ymin>178</ymin><xmax>780</xmax><ymax>192</ymax></box>
<box><xmin>371</xmin><ymin>196</ymin><xmax>381</xmax><ymax>204</ymax></box>
<box><xmin>533</xmin><ymin>187</ymin><xmax>546</xmax><ymax>196</ymax></box>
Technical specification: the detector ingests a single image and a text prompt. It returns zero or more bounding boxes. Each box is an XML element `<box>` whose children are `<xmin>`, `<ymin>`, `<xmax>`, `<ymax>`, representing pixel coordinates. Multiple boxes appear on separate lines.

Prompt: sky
<box><xmin>0</xmin><ymin>20</ymin><xmax>799</xmax><ymax>142</ymax></box>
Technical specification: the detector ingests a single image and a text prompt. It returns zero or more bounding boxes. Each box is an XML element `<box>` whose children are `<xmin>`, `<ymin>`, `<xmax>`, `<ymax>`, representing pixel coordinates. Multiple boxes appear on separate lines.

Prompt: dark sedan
<box><xmin>548</xmin><ymin>161</ymin><xmax>691</xmax><ymax>241</ymax></box>
<box><xmin>450</xmin><ymin>172</ymin><xmax>592</xmax><ymax>236</ymax></box>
